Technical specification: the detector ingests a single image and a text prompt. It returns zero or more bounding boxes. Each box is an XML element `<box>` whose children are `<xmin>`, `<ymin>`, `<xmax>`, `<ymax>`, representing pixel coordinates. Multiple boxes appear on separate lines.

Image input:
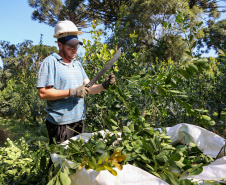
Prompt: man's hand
<box><xmin>69</xmin><ymin>85</ymin><xmax>89</xmax><ymax>98</ymax></box>
<box><xmin>102</xmin><ymin>73</ymin><xmax>116</xmax><ymax>89</ymax></box>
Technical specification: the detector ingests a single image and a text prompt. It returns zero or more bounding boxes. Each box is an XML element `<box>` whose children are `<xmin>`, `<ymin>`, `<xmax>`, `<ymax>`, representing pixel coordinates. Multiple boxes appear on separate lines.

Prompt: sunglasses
<box><xmin>64</xmin><ymin>44</ymin><xmax>80</xmax><ymax>50</ymax></box>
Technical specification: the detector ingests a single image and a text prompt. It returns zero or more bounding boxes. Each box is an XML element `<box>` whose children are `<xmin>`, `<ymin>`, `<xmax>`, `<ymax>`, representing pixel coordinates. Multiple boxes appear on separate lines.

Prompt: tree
<box><xmin>105</xmin><ymin>0</ymin><xmax>207</xmax><ymax>63</ymax></box>
<box><xmin>28</xmin><ymin>0</ymin><xmax>221</xmax><ymax>28</ymax></box>
<box><xmin>0</xmin><ymin>39</ymin><xmax>58</xmax><ymax>89</ymax></box>
<box><xmin>0</xmin><ymin>40</ymin><xmax>22</xmax><ymax>89</ymax></box>
<box><xmin>197</xmin><ymin>19</ymin><xmax>226</xmax><ymax>53</ymax></box>
<box><xmin>28</xmin><ymin>0</ymin><xmax>222</xmax><ymax>62</ymax></box>
<box><xmin>28</xmin><ymin>0</ymin><xmax>86</xmax><ymax>28</ymax></box>
<box><xmin>0</xmin><ymin>39</ymin><xmax>58</xmax><ymax>122</ymax></box>
<box><xmin>28</xmin><ymin>0</ymin><xmax>130</xmax><ymax>28</ymax></box>
<box><xmin>188</xmin><ymin>0</ymin><xmax>221</xmax><ymax>19</ymax></box>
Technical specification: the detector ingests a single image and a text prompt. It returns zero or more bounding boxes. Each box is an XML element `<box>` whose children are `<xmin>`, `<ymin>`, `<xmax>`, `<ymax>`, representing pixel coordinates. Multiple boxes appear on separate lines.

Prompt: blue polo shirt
<box><xmin>36</xmin><ymin>53</ymin><xmax>89</xmax><ymax>125</ymax></box>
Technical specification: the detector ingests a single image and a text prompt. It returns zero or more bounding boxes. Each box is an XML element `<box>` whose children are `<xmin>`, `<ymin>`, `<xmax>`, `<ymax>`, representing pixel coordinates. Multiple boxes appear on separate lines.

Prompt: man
<box><xmin>36</xmin><ymin>20</ymin><xmax>115</xmax><ymax>145</ymax></box>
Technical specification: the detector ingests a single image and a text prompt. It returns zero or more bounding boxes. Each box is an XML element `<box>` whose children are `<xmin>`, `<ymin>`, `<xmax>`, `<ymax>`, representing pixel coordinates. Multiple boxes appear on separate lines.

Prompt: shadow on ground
<box><xmin>0</xmin><ymin>128</ymin><xmax>12</xmax><ymax>146</ymax></box>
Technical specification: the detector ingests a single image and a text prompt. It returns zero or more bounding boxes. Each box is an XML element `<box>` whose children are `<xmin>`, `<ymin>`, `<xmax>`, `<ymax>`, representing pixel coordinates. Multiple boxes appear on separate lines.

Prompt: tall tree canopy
<box><xmin>28</xmin><ymin>0</ymin><xmax>130</xmax><ymax>28</ymax></box>
<box><xmin>28</xmin><ymin>0</ymin><xmax>222</xmax><ymax>61</ymax></box>
<box><xmin>197</xmin><ymin>19</ymin><xmax>226</xmax><ymax>53</ymax></box>
<box><xmin>189</xmin><ymin>0</ymin><xmax>221</xmax><ymax>18</ymax></box>
<box><xmin>28</xmin><ymin>0</ymin><xmax>221</xmax><ymax>28</ymax></box>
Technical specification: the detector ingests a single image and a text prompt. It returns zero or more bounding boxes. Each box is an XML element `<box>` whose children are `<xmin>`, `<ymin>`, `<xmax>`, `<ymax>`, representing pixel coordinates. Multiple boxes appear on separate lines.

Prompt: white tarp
<box><xmin>187</xmin><ymin>156</ymin><xmax>226</xmax><ymax>183</ymax></box>
<box><xmin>51</xmin><ymin>123</ymin><xmax>226</xmax><ymax>185</ymax></box>
<box><xmin>166</xmin><ymin>123</ymin><xmax>226</xmax><ymax>184</ymax></box>
<box><xmin>70</xmin><ymin>164</ymin><xmax>168</xmax><ymax>185</ymax></box>
<box><xmin>165</xmin><ymin>123</ymin><xmax>225</xmax><ymax>158</ymax></box>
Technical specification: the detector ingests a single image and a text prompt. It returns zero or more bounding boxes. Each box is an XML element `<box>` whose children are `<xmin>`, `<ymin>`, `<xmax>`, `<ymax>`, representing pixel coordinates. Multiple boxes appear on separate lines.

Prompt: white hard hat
<box><xmin>53</xmin><ymin>20</ymin><xmax>84</xmax><ymax>38</ymax></box>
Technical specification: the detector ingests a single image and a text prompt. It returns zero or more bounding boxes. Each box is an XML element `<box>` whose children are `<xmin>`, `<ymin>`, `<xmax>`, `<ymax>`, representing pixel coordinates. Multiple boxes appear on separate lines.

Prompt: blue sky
<box><xmin>0</xmin><ymin>0</ymin><xmax>95</xmax><ymax>68</ymax></box>
<box><xmin>0</xmin><ymin>0</ymin><xmax>100</xmax><ymax>46</ymax></box>
<box><xmin>0</xmin><ymin>0</ymin><xmax>225</xmax><ymax>68</ymax></box>
<box><xmin>0</xmin><ymin>1</ymin><xmax>55</xmax><ymax>47</ymax></box>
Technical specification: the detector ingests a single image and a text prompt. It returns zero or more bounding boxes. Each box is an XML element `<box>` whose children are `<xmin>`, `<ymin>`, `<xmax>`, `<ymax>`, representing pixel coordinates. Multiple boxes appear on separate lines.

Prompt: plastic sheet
<box><xmin>70</xmin><ymin>164</ymin><xmax>168</xmax><ymax>185</ymax></box>
<box><xmin>165</xmin><ymin>123</ymin><xmax>225</xmax><ymax>158</ymax></box>
<box><xmin>187</xmin><ymin>156</ymin><xmax>226</xmax><ymax>184</ymax></box>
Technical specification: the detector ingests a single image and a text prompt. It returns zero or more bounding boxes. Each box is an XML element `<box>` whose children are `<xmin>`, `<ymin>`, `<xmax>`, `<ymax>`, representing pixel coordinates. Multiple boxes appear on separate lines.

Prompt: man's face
<box><xmin>59</xmin><ymin>43</ymin><xmax>78</xmax><ymax>61</ymax></box>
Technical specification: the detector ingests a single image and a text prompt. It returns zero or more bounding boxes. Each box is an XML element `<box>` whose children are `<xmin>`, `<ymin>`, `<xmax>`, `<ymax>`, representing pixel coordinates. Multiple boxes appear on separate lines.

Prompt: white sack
<box><xmin>165</xmin><ymin>123</ymin><xmax>225</xmax><ymax>158</ymax></box>
<box><xmin>187</xmin><ymin>156</ymin><xmax>226</xmax><ymax>183</ymax></box>
<box><xmin>70</xmin><ymin>164</ymin><xmax>169</xmax><ymax>185</ymax></box>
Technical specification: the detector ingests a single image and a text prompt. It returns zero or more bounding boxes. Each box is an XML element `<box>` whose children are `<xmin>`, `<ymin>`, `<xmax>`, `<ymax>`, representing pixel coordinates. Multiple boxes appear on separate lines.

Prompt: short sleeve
<box><xmin>36</xmin><ymin>60</ymin><xmax>55</xmax><ymax>88</ymax></box>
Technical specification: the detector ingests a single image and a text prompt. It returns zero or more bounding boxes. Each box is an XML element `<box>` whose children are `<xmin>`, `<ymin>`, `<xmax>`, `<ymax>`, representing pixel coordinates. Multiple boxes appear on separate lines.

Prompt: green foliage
<box><xmin>49</xmin><ymin>118</ymin><xmax>214</xmax><ymax>184</ymax></box>
<box><xmin>198</xmin><ymin>19</ymin><xmax>226</xmax><ymax>54</ymax></box>
<box><xmin>82</xmin><ymin>21</ymin><xmax>119</xmax><ymax>131</ymax></box>
<box><xmin>28</xmin><ymin>0</ymin><xmax>221</xmax><ymax>62</ymax></box>
<box><xmin>0</xmin><ymin>9</ymin><xmax>225</xmax><ymax>185</ymax></box>
<box><xmin>83</xmin><ymin>20</ymin><xmax>225</xmax><ymax>134</ymax></box>
<box><xmin>0</xmin><ymin>138</ymin><xmax>49</xmax><ymax>184</ymax></box>
<box><xmin>47</xmin><ymin>132</ymin><xmax>126</xmax><ymax>183</ymax></box>
<box><xmin>0</xmin><ymin>118</ymin><xmax>48</xmax><ymax>146</ymax></box>
<box><xmin>28</xmin><ymin>0</ymin><xmax>130</xmax><ymax>27</ymax></box>
<box><xmin>105</xmin><ymin>0</ymin><xmax>213</xmax><ymax>63</ymax></box>
<box><xmin>0</xmin><ymin>39</ymin><xmax>58</xmax><ymax>123</ymax></box>
<box><xmin>44</xmin><ymin>23</ymin><xmax>222</xmax><ymax>184</ymax></box>
<box><xmin>0</xmin><ymin>118</ymin><xmax>52</xmax><ymax>184</ymax></box>
<box><xmin>188</xmin><ymin>0</ymin><xmax>221</xmax><ymax>19</ymax></box>
<box><xmin>49</xmin><ymin>126</ymin><xmax>211</xmax><ymax>184</ymax></box>
<box><xmin>28</xmin><ymin>0</ymin><xmax>221</xmax><ymax>28</ymax></box>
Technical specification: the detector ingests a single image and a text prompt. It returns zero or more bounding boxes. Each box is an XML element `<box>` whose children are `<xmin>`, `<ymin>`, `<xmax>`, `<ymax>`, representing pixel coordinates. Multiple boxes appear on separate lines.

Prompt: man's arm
<box><xmin>38</xmin><ymin>84</ymin><xmax>103</xmax><ymax>100</ymax></box>
<box><xmin>83</xmin><ymin>79</ymin><xmax>105</xmax><ymax>94</ymax></box>
<box><xmin>38</xmin><ymin>86</ymin><xmax>70</xmax><ymax>100</ymax></box>
<box><xmin>39</xmin><ymin>74</ymin><xmax>114</xmax><ymax>100</ymax></box>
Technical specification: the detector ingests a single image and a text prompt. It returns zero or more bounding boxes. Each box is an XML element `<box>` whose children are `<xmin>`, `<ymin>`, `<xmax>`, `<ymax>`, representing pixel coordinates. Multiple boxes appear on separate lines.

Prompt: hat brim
<box><xmin>54</xmin><ymin>31</ymin><xmax>84</xmax><ymax>38</ymax></box>
<box><xmin>66</xmin><ymin>38</ymin><xmax>83</xmax><ymax>46</ymax></box>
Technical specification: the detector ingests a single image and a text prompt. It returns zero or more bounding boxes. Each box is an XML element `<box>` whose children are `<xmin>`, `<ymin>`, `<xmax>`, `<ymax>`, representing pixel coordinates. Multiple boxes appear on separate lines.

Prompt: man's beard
<box><xmin>62</xmin><ymin>47</ymin><xmax>76</xmax><ymax>61</ymax></box>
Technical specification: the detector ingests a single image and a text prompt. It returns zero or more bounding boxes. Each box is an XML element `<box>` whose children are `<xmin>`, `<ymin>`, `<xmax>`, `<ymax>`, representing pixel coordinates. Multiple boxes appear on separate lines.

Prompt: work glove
<box><xmin>102</xmin><ymin>73</ymin><xmax>116</xmax><ymax>89</ymax></box>
<box><xmin>69</xmin><ymin>85</ymin><xmax>89</xmax><ymax>98</ymax></box>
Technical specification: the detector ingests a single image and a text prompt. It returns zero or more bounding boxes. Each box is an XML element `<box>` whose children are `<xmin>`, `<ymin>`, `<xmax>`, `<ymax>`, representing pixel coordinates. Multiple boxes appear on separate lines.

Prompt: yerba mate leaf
<box><xmin>104</xmin><ymin>165</ymin><xmax>117</xmax><ymax>176</ymax></box>
<box><xmin>98</xmin><ymin>152</ymin><xmax>109</xmax><ymax>164</ymax></box>
<box><xmin>110</xmin><ymin>150</ymin><xmax>126</xmax><ymax>162</ymax></box>
<box><xmin>188</xmin><ymin>64</ymin><xmax>198</xmax><ymax>73</ymax></box>
<box><xmin>95</xmin><ymin>140</ymin><xmax>106</xmax><ymax>151</ymax></box>
<box><xmin>171</xmin><ymin>153</ymin><xmax>181</xmax><ymax>161</ymax></box>
<box><xmin>168</xmin><ymin>165</ymin><xmax>181</xmax><ymax>175</ymax></box>
<box><xmin>165</xmin><ymin>170</ymin><xmax>180</xmax><ymax>185</ymax></box>
<box><xmin>88</xmin><ymin>156</ymin><xmax>97</xmax><ymax>169</ymax></box>
<box><xmin>180</xmin><ymin>179</ymin><xmax>192</xmax><ymax>185</ymax></box>
<box><xmin>47</xmin><ymin>176</ymin><xmax>57</xmax><ymax>185</ymax></box>
<box><xmin>142</xmin><ymin>138</ymin><xmax>154</xmax><ymax>154</ymax></box>
<box><xmin>188</xmin><ymin>164</ymin><xmax>203</xmax><ymax>176</ymax></box>
<box><xmin>95</xmin><ymin>165</ymin><xmax>106</xmax><ymax>171</ymax></box>
<box><xmin>123</xmin><ymin>126</ymin><xmax>131</xmax><ymax>133</ymax></box>
<box><xmin>67</xmin><ymin>162</ymin><xmax>81</xmax><ymax>170</ymax></box>
<box><xmin>201</xmin><ymin>115</ymin><xmax>211</xmax><ymax>121</ymax></box>
<box><xmin>179</xmin><ymin>69</ymin><xmax>191</xmax><ymax>79</ymax></box>
<box><xmin>114</xmin><ymin>154</ymin><xmax>126</xmax><ymax>163</ymax></box>
<box><xmin>59</xmin><ymin>171</ymin><xmax>71</xmax><ymax>185</ymax></box>
<box><xmin>112</xmin><ymin>161</ymin><xmax>123</xmax><ymax>170</ymax></box>
<box><xmin>208</xmin><ymin>120</ymin><xmax>215</xmax><ymax>125</ymax></box>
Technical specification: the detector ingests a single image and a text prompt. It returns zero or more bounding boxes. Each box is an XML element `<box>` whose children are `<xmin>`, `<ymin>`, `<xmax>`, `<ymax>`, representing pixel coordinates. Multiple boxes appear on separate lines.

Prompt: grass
<box><xmin>0</xmin><ymin>117</ymin><xmax>48</xmax><ymax>147</ymax></box>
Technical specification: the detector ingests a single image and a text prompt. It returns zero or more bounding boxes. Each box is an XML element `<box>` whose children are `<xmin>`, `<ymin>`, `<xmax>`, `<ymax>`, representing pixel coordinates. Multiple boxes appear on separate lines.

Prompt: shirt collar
<box><xmin>52</xmin><ymin>52</ymin><xmax>62</xmax><ymax>60</ymax></box>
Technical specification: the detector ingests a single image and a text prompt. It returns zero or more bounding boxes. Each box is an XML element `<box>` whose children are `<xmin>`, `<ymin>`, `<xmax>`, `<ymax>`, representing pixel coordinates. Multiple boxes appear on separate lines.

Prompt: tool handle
<box><xmin>85</xmin><ymin>83</ymin><xmax>91</xmax><ymax>88</ymax></box>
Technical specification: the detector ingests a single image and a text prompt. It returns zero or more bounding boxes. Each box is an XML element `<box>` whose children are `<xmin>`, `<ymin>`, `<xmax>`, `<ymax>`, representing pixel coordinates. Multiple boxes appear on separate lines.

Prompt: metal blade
<box><xmin>85</xmin><ymin>47</ymin><xmax>121</xmax><ymax>87</ymax></box>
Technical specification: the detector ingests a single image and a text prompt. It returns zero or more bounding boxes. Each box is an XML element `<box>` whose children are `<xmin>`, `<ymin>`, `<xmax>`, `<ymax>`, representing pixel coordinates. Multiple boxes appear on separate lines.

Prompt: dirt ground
<box><xmin>0</xmin><ymin>128</ymin><xmax>11</xmax><ymax>146</ymax></box>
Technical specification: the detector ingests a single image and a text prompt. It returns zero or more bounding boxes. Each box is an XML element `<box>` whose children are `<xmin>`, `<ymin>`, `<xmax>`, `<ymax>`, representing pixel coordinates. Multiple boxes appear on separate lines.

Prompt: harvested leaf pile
<box><xmin>49</xmin><ymin>126</ymin><xmax>215</xmax><ymax>185</ymax></box>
